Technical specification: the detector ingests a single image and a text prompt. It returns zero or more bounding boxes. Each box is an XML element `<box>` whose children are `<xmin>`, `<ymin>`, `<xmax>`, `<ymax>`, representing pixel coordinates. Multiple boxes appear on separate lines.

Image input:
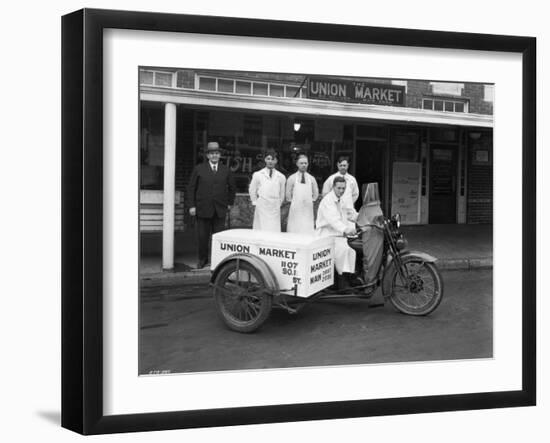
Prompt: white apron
<box><xmin>333</xmin><ymin>198</ymin><xmax>356</xmax><ymax>274</ymax></box>
<box><xmin>253</xmin><ymin>174</ymin><xmax>282</xmax><ymax>232</ymax></box>
<box><xmin>333</xmin><ymin>237</ymin><xmax>356</xmax><ymax>275</ymax></box>
<box><xmin>287</xmin><ymin>174</ymin><xmax>314</xmax><ymax>235</ymax></box>
<box><xmin>315</xmin><ymin>195</ymin><xmax>356</xmax><ymax>274</ymax></box>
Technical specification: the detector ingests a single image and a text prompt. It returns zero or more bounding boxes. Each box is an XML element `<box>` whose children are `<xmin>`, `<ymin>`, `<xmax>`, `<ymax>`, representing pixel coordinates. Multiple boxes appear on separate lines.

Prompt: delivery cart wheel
<box><xmin>213</xmin><ymin>260</ymin><xmax>273</xmax><ymax>333</ymax></box>
<box><xmin>389</xmin><ymin>255</ymin><xmax>443</xmax><ymax>316</ymax></box>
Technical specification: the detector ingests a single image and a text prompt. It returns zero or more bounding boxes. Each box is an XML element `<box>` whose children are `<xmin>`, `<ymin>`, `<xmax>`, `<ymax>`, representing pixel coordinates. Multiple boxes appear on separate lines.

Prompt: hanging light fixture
<box><xmin>294</xmin><ymin>121</ymin><xmax>301</xmax><ymax>132</ymax></box>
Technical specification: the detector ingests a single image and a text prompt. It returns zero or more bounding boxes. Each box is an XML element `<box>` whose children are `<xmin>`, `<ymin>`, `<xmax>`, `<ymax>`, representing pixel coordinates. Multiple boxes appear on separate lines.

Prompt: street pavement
<box><xmin>139</xmin><ymin>269</ymin><xmax>492</xmax><ymax>374</ymax></box>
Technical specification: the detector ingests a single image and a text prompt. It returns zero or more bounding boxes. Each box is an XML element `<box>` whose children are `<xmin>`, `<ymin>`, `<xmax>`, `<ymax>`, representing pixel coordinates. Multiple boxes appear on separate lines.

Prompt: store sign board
<box><xmin>307</xmin><ymin>76</ymin><xmax>405</xmax><ymax>106</ymax></box>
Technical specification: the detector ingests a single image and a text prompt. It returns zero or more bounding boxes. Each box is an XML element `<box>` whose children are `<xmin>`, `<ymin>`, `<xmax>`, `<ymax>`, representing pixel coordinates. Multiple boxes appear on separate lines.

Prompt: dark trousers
<box><xmin>196</xmin><ymin>215</ymin><xmax>226</xmax><ymax>264</ymax></box>
<box><xmin>361</xmin><ymin>226</ymin><xmax>384</xmax><ymax>284</ymax></box>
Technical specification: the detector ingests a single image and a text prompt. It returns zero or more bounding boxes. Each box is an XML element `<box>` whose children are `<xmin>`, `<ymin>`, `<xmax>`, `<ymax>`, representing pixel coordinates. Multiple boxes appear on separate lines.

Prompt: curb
<box><xmin>436</xmin><ymin>257</ymin><xmax>493</xmax><ymax>271</ymax></box>
<box><xmin>140</xmin><ymin>270</ymin><xmax>211</xmax><ymax>287</ymax></box>
<box><xmin>139</xmin><ymin>257</ymin><xmax>493</xmax><ymax>287</ymax></box>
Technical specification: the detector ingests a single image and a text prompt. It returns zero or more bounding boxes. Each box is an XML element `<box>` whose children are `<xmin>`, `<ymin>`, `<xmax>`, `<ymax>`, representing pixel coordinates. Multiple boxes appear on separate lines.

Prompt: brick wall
<box><xmin>467</xmin><ymin>132</ymin><xmax>493</xmax><ymax>224</ymax></box>
<box><xmin>171</xmin><ymin>69</ymin><xmax>494</xmax><ymax>116</ymax></box>
<box><xmin>405</xmin><ymin>80</ymin><xmax>431</xmax><ymax>108</ymax></box>
<box><xmin>463</xmin><ymin>83</ymin><xmax>493</xmax><ymax>115</ymax></box>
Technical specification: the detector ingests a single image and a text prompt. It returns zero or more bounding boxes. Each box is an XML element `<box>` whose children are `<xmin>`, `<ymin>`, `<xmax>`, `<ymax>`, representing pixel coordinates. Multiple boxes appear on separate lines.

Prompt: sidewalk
<box><xmin>140</xmin><ymin>224</ymin><xmax>492</xmax><ymax>287</ymax></box>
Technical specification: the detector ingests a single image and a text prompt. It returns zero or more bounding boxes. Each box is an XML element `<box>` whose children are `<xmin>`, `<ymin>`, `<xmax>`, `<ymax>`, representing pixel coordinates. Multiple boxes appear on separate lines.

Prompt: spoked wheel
<box><xmin>213</xmin><ymin>260</ymin><xmax>272</xmax><ymax>333</ymax></box>
<box><xmin>389</xmin><ymin>256</ymin><xmax>443</xmax><ymax>316</ymax></box>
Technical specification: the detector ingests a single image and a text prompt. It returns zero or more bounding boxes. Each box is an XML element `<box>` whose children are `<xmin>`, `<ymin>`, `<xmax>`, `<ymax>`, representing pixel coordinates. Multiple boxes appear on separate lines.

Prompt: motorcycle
<box><xmin>209</xmin><ymin>212</ymin><xmax>443</xmax><ymax>333</ymax></box>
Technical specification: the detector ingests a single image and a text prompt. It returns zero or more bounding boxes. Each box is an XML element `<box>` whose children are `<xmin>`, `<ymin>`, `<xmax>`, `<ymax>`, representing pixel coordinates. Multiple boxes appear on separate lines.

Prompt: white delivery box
<box><xmin>211</xmin><ymin>229</ymin><xmax>334</xmax><ymax>298</ymax></box>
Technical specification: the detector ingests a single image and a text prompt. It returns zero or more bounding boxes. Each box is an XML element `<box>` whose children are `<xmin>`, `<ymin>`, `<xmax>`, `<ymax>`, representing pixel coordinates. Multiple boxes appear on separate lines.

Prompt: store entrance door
<box><xmin>429</xmin><ymin>146</ymin><xmax>457</xmax><ymax>223</ymax></box>
<box><xmin>355</xmin><ymin>139</ymin><xmax>386</xmax><ymax>212</ymax></box>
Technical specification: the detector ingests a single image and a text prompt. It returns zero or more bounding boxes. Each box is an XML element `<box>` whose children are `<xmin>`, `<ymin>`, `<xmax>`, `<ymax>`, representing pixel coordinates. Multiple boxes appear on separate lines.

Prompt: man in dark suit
<box><xmin>188</xmin><ymin>142</ymin><xmax>236</xmax><ymax>268</ymax></box>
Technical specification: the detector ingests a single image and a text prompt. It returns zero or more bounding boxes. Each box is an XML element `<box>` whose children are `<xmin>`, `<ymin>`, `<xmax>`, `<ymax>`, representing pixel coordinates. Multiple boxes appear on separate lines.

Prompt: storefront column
<box><xmin>162</xmin><ymin>103</ymin><xmax>177</xmax><ymax>270</ymax></box>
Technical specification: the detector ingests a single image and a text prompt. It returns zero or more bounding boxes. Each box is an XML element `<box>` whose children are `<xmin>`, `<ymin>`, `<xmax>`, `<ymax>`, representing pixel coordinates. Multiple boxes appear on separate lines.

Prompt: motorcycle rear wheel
<box><xmin>389</xmin><ymin>256</ymin><xmax>443</xmax><ymax>316</ymax></box>
<box><xmin>213</xmin><ymin>261</ymin><xmax>272</xmax><ymax>333</ymax></box>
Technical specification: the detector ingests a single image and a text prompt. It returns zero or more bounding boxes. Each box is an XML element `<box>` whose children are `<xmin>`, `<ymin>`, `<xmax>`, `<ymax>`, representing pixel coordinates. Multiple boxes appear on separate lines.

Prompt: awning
<box><xmin>140</xmin><ymin>86</ymin><xmax>493</xmax><ymax>128</ymax></box>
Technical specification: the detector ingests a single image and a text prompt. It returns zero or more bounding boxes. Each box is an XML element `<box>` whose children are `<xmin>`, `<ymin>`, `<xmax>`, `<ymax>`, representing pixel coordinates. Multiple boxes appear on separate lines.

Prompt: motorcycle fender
<box><xmin>400</xmin><ymin>250</ymin><xmax>438</xmax><ymax>263</ymax></box>
<box><xmin>381</xmin><ymin>251</ymin><xmax>438</xmax><ymax>298</ymax></box>
<box><xmin>210</xmin><ymin>253</ymin><xmax>280</xmax><ymax>295</ymax></box>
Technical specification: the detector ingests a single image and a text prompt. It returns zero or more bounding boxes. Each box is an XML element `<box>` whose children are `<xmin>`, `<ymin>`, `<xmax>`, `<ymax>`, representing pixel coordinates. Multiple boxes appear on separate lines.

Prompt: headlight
<box><xmin>394</xmin><ymin>213</ymin><xmax>401</xmax><ymax>229</ymax></box>
<box><xmin>396</xmin><ymin>237</ymin><xmax>408</xmax><ymax>250</ymax></box>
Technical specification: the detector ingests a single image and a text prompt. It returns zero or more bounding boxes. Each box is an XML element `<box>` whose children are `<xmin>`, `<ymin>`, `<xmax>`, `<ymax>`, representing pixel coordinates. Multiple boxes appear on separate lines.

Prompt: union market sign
<box><xmin>307</xmin><ymin>76</ymin><xmax>405</xmax><ymax>106</ymax></box>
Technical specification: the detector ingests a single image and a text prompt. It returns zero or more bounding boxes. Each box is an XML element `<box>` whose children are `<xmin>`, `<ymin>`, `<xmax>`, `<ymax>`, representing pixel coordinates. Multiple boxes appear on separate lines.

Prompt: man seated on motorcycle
<box><xmin>355</xmin><ymin>182</ymin><xmax>385</xmax><ymax>288</ymax></box>
<box><xmin>315</xmin><ymin>176</ymin><xmax>358</xmax><ymax>288</ymax></box>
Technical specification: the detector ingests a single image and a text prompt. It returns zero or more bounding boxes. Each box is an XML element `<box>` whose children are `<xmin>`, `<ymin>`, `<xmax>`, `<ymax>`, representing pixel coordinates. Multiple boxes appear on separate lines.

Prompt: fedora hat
<box><xmin>205</xmin><ymin>141</ymin><xmax>220</xmax><ymax>152</ymax></box>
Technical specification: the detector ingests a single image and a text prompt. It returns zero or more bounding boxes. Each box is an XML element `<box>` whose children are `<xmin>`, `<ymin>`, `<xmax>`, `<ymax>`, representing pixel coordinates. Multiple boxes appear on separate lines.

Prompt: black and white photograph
<box><xmin>3</xmin><ymin>0</ymin><xmax>545</xmax><ymax>440</ymax></box>
<box><xmin>138</xmin><ymin>68</ymin><xmax>494</xmax><ymax>374</ymax></box>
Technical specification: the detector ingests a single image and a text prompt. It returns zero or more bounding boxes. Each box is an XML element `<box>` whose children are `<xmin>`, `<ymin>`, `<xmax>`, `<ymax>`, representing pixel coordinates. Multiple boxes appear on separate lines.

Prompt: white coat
<box><xmin>249</xmin><ymin>167</ymin><xmax>286</xmax><ymax>232</ymax></box>
<box><xmin>321</xmin><ymin>172</ymin><xmax>360</xmax><ymax>211</ymax></box>
<box><xmin>315</xmin><ymin>190</ymin><xmax>358</xmax><ymax>274</ymax></box>
<box><xmin>285</xmin><ymin>171</ymin><xmax>319</xmax><ymax>235</ymax></box>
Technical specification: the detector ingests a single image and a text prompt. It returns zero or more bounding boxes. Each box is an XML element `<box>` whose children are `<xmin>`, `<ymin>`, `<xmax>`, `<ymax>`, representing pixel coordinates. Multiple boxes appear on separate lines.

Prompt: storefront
<box><xmin>139</xmin><ymin>68</ymin><xmax>493</xmax><ymax>265</ymax></box>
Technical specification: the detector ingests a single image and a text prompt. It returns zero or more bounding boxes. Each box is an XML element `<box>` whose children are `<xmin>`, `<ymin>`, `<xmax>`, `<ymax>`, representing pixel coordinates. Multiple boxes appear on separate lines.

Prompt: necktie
<box><xmin>213</xmin><ymin>164</ymin><xmax>217</xmax><ymax>173</ymax></box>
<box><xmin>301</xmin><ymin>172</ymin><xmax>305</xmax><ymax>184</ymax></box>
<box><xmin>269</xmin><ymin>169</ymin><xmax>273</xmax><ymax>178</ymax></box>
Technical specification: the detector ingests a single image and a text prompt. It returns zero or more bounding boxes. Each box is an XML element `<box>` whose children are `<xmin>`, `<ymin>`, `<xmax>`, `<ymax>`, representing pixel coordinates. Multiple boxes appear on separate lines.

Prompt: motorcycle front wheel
<box><xmin>389</xmin><ymin>255</ymin><xmax>443</xmax><ymax>316</ymax></box>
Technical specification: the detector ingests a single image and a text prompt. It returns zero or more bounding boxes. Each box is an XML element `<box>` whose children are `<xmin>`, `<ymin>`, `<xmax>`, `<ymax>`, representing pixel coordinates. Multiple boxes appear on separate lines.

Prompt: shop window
<box><xmin>423</xmin><ymin>97</ymin><xmax>468</xmax><ymax>113</ymax></box>
<box><xmin>198</xmin><ymin>77</ymin><xmax>216</xmax><ymax>91</ymax></box>
<box><xmin>301</xmin><ymin>142</ymin><xmax>336</xmax><ymax>187</ymax></box>
<box><xmin>269</xmin><ymin>84</ymin><xmax>285</xmax><ymax>97</ymax></box>
<box><xmin>469</xmin><ymin>131</ymin><xmax>493</xmax><ymax>166</ymax></box>
<box><xmin>356</xmin><ymin>125</ymin><xmax>387</xmax><ymax>139</ymax></box>
<box><xmin>294</xmin><ymin>119</ymin><xmax>314</xmax><ymax>145</ymax></box>
<box><xmin>196</xmin><ymin>74</ymin><xmax>304</xmax><ymax>99</ymax></box>
<box><xmin>176</xmin><ymin>70</ymin><xmax>194</xmax><ymax>88</ymax></box>
<box><xmin>253</xmin><ymin>83</ymin><xmax>268</xmax><ymax>96</ymax></box>
<box><xmin>194</xmin><ymin>111</ymin><xmax>209</xmax><ymax>156</ymax></box>
<box><xmin>218</xmin><ymin>79</ymin><xmax>234</xmax><ymax>93</ymax></box>
<box><xmin>343</xmin><ymin>124</ymin><xmax>354</xmax><ymax>141</ymax></box>
<box><xmin>391</xmin><ymin>130</ymin><xmax>420</xmax><ymax>162</ymax></box>
<box><xmin>430</xmin><ymin>127</ymin><xmax>458</xmax><ymax>142</ymax></box>
<box><xmin>155</xmin><ymin>72</ymin><xmax>173</xmax><ymax>87</ymax></box>
<box><xmin>139</xmin><ymin>70</ymin><xmax>174</xmax><ymax>87</ymax></box>
<box><xmin>193</xmin><ymin>113</ymin><xmax>345</xmax><ymax>193</ymax></box>
<box><xmin>286</xmin><ymin>86</ymin><xmax>300</xmax><ymax>97</ymax></box>
<box><xmin>189</xmin><ymin>112</ymin><xmax>353</xmax><ymax>193</ymax></box>
<box><xmin>140</xmin><ymin>70</ymin><xmax>154</xmax><ymax>85</ymax></box>
<box><xmin>243</xmin><ymin>115</ymin><xmax>263</xmax><ymax>147</ymax></box>
<box><xmin>140</xmin><ymin>105</ymin><xmax>165</xmax><ymax>190</ymax></box>
<box><xmin>236</xmin><ymin>81</ymin><xmax>251</xmax><ymax>94</ymax></box>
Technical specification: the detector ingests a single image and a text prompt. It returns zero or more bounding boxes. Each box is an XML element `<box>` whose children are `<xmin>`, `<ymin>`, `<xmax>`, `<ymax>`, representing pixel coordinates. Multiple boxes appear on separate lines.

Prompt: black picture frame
<box><xmin>61</xmin><ymin>8</ymin><xmax>536</xmax><ymax>435</ymax></box>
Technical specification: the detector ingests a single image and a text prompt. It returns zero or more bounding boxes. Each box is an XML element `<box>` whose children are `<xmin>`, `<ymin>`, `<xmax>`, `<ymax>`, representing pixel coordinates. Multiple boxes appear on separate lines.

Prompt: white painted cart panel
<box><xmin>211</xmin><ymin>229</ymin><xmax>334</xmax><ymax>298</ymax></box>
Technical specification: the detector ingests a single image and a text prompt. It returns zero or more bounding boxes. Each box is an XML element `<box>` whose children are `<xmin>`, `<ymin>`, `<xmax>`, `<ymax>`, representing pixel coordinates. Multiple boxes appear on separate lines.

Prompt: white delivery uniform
<box><xmin>249</xmin><ymin>167</ymin><xmax>286</xmax><ymax>232</ymax></box>
<box><xmin>286</xmin><ymin>171</ymin><xmax>319</xmax><ymax>235</ymax></box>
<box><xmin>321</xmin><ymin>172</ymin><xmax>360</xmax><ymax>211</ymax></box>
<box><xmin>315</xmin><ymin>191</ymin><xmax>358</xmax><ymax>274</ymax></box>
